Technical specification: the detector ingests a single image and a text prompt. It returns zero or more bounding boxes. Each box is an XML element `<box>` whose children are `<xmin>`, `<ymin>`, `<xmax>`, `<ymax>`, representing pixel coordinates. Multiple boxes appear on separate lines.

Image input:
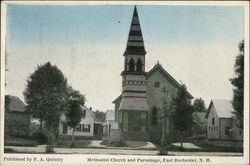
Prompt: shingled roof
<box><xmin>124</xmin><ymin>6</ymin><xmax>146</xmax><ymax>56</ymax></box>
<box><xmin>205</xmin><ymin>99</ymin><xmax>234</xmax><ymax>118</ymax></box>
<box><xmin>6</xmin><ymin>95</ymin><xmax>26</xmax><ymax>112</ymax></box>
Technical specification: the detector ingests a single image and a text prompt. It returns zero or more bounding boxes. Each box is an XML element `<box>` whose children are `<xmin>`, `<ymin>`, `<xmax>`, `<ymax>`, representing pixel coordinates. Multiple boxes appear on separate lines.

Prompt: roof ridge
<box><xmin>146</xmin><ymin>63</ymin><xmax>193</xmax><ymax>99</ymax></box>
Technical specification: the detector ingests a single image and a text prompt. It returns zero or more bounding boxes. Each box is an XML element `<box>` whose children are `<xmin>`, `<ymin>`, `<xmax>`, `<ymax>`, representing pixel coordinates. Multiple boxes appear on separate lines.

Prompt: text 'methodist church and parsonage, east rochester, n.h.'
<box><xmin>112</xmin><ymin>6</ymin><xmax>193</xmax><ymax>142</ymax></box>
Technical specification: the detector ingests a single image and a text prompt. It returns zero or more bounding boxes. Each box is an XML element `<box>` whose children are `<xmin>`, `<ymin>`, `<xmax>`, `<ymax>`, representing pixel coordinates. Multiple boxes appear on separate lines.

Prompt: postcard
<box><xmin>1</xmin><ymin>1</ymin><xmax>249</xmax><ymax>165</ymax></box>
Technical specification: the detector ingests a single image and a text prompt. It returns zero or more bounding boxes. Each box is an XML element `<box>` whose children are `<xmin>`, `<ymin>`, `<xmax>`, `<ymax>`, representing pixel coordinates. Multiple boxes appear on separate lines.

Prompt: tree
<box><xmin>230</xmin><ymin>40</ymin><xmax>244</xmax><ymax>129</ymax></box>
<box><xmin>65</xmin><ymin>87</ymin><xmax>85</xmax><ymax>147</ymax></box>
<box><xmin>5</xmin><ymin>95</ymin><xmax>11</xmax><ymax>112</ymax></box>
<box><xmin>171</xmin><ymin>84</ymin><xmax>194</xmax><ymax>150</ymax></box>
<box><xmin>159</xmin><ymin>86</ymin><xmax>173</xmax><ymax>155</ymax></box>
<box><xmin>193</xmin><ymin>98</ymin><xmax>206</xmax><ymax>112</ymax></box>
<box><xmin>23</xmin><ymin>62</ymin><xmax>68</xmax><ymax>151</ymax></box>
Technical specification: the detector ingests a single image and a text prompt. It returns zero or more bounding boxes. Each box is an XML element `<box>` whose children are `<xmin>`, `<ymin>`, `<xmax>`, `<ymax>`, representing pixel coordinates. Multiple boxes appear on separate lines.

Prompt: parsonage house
<box><xmin>112</xmin><ymin>6</ymin><xmax>193</xmax><ymax>142</ymax></box>
<box><xmin>205</xmin><ymin>99</ymin><xmax>242</xmax><ymax>142</ymax></box>
<box><xmin>59</xmin><ymin>106</ymin><xmax>95</xmax><ymax>139</ymax></box>
<box><xmin>4</xmin><ymin>95</ymin><xmax>30</xmax><ymax>137</ymax></box>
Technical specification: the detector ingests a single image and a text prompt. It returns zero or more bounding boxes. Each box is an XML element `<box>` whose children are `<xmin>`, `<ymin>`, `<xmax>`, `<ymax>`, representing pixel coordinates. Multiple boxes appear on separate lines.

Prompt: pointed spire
<box><xmin>124</xmin><ymin>6</ymin><xmax>146</xmax><ymax>56</ymax></box>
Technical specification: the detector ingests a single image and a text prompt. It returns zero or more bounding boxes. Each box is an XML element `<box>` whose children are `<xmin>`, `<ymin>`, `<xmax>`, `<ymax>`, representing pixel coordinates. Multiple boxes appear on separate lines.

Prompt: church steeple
<box><xmin>118</xmin><ymin>6</ymin><xmax>150</xmax><ymax>140</ymax></box>
<box><xmin>124</xmin><ymin>6</ymin><xmax>146</xmax><ymax>56</ymax></box>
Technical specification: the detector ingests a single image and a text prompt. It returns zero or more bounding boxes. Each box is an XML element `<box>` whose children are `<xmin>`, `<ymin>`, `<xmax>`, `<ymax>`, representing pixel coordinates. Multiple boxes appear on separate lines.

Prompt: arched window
<box><xmin>128</xmin><ymin>58</ymin><xmax>135</xmax><ymax>72</ymax></box>
<box><xmin>136</xmin><ymin>58</ymin><xmax>142</xmax><ymax>72</ymax></box>
<box><xmin>151</xmin><ymin>106</ymin><xmax>158</xmax><ymax>125</ymax></box>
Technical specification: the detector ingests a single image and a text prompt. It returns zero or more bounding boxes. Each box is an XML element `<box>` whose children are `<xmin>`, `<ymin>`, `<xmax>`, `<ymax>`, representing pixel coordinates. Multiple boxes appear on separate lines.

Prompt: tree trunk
<box><xmin>10</xmin><ymin>126</ymin><xmax>13</xmax><ymax>136</ymax></box>
<box><xmin>55</xmin><ymin>127</ymin><xmax>59</xmax><ymax>142</ymax></box>
<box><xmin>45</xmin><ymin>127</ymin><xmax>55</xmax><ymax>153</ymax></box>
<box><xmin>71</xmin><ymin>127</ymin><xmax>75</xmax><ymax>147</ymax></box>
<box><xmin>180</xmin><ymin>134</ymin><xmax>183</xmax><ymax>150</ymax></box>
<box><xmin>161</xmin><ymin>119</ymin><xmax>166</xmax><ymax>144</ymax></box>
<box><xmin>160</xmin><ymin>119</ymin><xmax>167</xmax><ymax>155</ymax></box>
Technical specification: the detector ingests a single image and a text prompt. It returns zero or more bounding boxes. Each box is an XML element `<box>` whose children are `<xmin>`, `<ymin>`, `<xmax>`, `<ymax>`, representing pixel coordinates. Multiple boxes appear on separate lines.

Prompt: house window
<box><xmin>62</xmin><ymin>123</ymin><xmax>68</xmax><ymax>134</ymax></box>
<box><xmin>212</xmin><ymin>117</ymin><xmax>215</xmax><ymax>125</ymax></box>
<box><xmin>154</xmin><ymin>81</ymin><xmax>160</xmax><ymax>88</ymax></box>
<box><xmin>76</xmin><ymin>125</ymin><xmax>80</xmax><ymax>131</ymax></box>
<box><xmin>83</xmin><ymin>110</ymin><xmax>86</xmax><ymax>118</ymax></box>
<box><xmin>109</xmin><ymin>124</ymin><xmax>111</xmax><ymax>135</ymax></box>
<box><xmin>151</xmin><ymin>107</ymin><xmax>157</xmax><ymax>125</ymax></box>
<box><xmin>79</xmin><ymin>124</ymin><xmax>82</xmax><ymax>131</ymax></box>
<box><xmin>82</xmin><ymin>124</ymin><xmax>90</xmax><ymax>132</ymax></box>
<box><xmin>225</xmin><ymin>126</ymin><xmax>231</xmax><ymax>135</ymax></box>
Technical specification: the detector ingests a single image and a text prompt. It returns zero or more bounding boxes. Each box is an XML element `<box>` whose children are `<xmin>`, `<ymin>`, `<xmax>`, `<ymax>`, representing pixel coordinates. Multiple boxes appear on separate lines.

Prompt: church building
<box><xmin>113</xmin><ymin>6</ymin><xmax>193</xmax><ymax>141</ymax></box>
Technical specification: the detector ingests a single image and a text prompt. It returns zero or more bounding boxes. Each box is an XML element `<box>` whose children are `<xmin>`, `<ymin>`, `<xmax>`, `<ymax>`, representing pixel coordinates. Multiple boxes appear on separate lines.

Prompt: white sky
<box><xmin>5</xmin><ymin>4</ymin><xmax>245</xmax><ymax>111</ymax></box>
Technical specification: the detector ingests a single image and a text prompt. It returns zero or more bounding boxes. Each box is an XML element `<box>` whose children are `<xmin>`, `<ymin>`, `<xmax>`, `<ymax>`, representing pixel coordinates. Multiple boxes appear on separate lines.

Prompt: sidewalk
<box><xmin>4</xmin><ymin>146</ymin><xmax>243</xmax><ymax>156</ymax></box>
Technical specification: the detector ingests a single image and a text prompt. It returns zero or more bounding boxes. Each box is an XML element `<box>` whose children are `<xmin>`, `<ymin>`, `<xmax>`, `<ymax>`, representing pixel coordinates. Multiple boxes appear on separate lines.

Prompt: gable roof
<box><xmin>6</xmin><ymin>95</ymin><xmax>26</xmax><ymax>112</ymax></box>
<box><xmin>205</xmin><ymin>99</ymin><xmax>233</xmax><ymax>118</ymax></box>
<box><xmin>81</xmin><ymin>105</ymin><xmax>95</xmax><ymax>118</ymax></box>
<box><xmin>146</xmin><ymin>63</ymin><xmax>193</xmax><ymax>99</ymax></box>
<box><xmin>112</xmin><ymin>95</ymin><xmax>122</xmax><ymax>104</ymax></box>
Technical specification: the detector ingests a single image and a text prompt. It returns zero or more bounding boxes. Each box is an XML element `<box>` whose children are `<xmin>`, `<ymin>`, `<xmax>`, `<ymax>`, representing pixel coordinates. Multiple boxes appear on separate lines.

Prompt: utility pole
<box><xmin>161</xmin><ymin>87</ymin><xmax>167</xmax><ymax>143</ymax></box>
<box><xmin>160</xmin><ymin>86</ymin><xmax>168</xmax><ymax>155</ymax></box>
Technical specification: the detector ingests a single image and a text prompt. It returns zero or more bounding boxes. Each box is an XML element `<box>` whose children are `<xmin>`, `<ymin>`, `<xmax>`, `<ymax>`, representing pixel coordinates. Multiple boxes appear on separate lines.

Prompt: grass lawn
<box><xmin>193</xmin><ymin>142</ymin><xmax>243</xmax><ymax>152</ymax></box>
<box><xmin>100</xmin><ymin>140</ymin><xmax>128</xmax><ymax>147</ymax></box>
<box><xmin>153</xmin><ymin>142</ymin><xmax>243</xmax><ymax>153</ymax></box>
<box><xmin>4</xmin><ymin>136</ymin><xmax>38</xmax><ymax>147</ymax></box>
<box><xmin>56</xmin><ymin>140</ymin><xmax>91</xmax><ymax>148</ymax></box>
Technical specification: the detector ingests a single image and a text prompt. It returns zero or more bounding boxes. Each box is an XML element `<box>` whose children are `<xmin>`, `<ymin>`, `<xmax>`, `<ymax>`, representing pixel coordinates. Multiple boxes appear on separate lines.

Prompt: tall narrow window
<box><xmin>123</xmin><ymin>111</ymin><xmax>128</xmax><ymax>131</ymax></box>
<box><xmin>141</xmin><ymin>112</ymin><xmax>147</xmax><ymax>132</ymax></box>
<box><xmin>62</xmin><ymin>123</ymin><xmax>68</xmax><ymax>134</ymax></box>
<box><xmin>83</xmin><ymin>110</ymin><xmax>86</xmax><ymax>118</ymax></box>
<box><xmin>128</xmin><ymin>58</ymin><xmax>135</xmax><ymax>72</ymax></box>
<box><xmin>212</xmin><ymin>117</ymin><xmax>215</xmax><ymax>125</ymax></box>
<box><xmin>136</xmin><ymin>58</ymin><xmax>142</xmax><ymax>72</ymax></box>
<box><xmin>151</xmin><ymin>106</ymin><xmax>157</xmax><ymax>125</ymax></box>
<box><xmin>109</xmin><ymin>124</ymin><xmax>111</xmax><ymax>135</ymax></box>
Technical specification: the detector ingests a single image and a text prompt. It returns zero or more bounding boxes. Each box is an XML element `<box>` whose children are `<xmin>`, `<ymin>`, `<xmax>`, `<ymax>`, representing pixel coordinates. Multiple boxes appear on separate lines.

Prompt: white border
<box><xmin>1</xmin><ymin>1</ymin><xmax>249</xmax><ymax>165</ymax></box>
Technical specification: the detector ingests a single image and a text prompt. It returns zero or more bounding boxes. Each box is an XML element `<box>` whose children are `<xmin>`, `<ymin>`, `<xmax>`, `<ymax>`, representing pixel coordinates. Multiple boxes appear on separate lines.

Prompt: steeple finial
<box><xmin>124</xmin><ymin>6</ymin><xmax>146</xmax><ymax>56</ymax></box>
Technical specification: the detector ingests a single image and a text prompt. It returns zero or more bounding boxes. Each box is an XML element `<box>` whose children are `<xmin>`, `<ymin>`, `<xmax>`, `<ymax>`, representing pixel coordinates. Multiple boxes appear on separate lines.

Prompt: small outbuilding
<box><xmin>4</xmin><ymin>95</ymin><xmax>30</xmax><ymax>136</ymax></box>
<box><xmin>205</xmin><ymin>99</ymin><xmax>242</xmax><ymax>141</ymax></box>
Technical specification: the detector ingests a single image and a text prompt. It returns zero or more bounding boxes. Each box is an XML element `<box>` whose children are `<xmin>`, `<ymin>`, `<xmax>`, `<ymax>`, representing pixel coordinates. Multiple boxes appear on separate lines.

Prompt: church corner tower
<box><xmin>118</xmin><ymin>6</ymin><xmax>150</xmax><ymax>140</ymax></box>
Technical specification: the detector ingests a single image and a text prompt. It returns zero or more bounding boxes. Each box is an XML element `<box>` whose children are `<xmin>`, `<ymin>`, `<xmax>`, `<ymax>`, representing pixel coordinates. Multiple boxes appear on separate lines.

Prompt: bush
<box><xmin>100</xmin><ymin>140</ymin><xmax>128</xmax><ymax>147</ymax></box>
<box><xmin>4</xmin><ymin>136</ymin><xmax>38</xmax><ymax>147</ymax></box>
<box><xmin>32</xmin><ymin>131</ymin><xmax>48</xmax><ymax>144</ymax></box>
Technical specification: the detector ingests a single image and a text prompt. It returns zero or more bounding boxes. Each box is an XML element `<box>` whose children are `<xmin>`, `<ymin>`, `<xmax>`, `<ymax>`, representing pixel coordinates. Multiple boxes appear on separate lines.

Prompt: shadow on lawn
<box><xmin>153</xmin><ymin>142</ymin><xmax>242</xmax><ymax>153</ymax></box>
<box><xmin>161</xmin><ymin>143</ymin><xmax>242</xmax><ymax>153</ymax></box>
